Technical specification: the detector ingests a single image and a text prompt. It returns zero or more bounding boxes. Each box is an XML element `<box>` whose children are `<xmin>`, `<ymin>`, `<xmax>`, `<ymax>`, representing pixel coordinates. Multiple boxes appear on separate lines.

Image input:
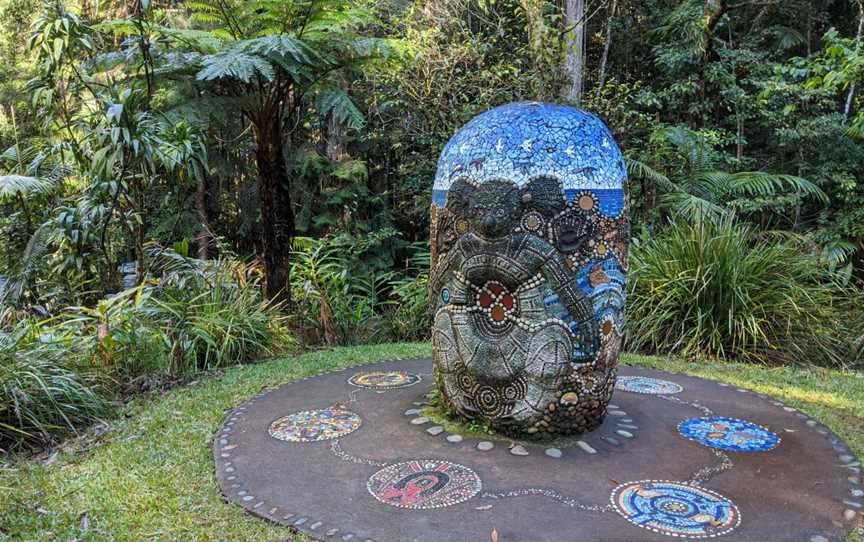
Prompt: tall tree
<box><xmin>188</xmin><ymin>0</ymin><xmax>389</xmax><ymax>303</ymax></box>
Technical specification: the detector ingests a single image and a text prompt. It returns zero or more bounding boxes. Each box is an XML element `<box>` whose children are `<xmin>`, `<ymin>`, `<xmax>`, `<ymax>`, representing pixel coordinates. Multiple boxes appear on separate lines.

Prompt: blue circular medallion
<box><xmin>611</xmin><ymin>480</ymin><xmax>741</xmax><ymax>538</ymax></box>
<box><xmin>616</xmin><ymin>376</ymin><xmax>683</xmax><ymax>395</ymax></box>
<box><xmin>678</xmin><ymin>416</ymin><xmax>780</xmax><ymax>452</ymax></box>
<box><xmin>441</xmin><ymin>288</ymin><xmax>451</xmax><ymax>304</ymax></box>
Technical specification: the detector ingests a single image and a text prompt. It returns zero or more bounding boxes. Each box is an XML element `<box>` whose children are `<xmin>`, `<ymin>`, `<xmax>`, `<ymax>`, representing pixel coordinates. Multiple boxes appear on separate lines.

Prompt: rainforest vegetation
<box><xmin>1</xmin><ymin>0</ymin><xmax>863</xmax><ymax>451</ymax></box>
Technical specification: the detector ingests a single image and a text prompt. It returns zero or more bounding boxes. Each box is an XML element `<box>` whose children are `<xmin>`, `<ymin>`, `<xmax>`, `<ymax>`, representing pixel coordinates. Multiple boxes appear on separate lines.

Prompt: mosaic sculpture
<box><xmin>429</xmin><ymin>102</ymin><xmax>629</xmax><ymax>437</ymax></box>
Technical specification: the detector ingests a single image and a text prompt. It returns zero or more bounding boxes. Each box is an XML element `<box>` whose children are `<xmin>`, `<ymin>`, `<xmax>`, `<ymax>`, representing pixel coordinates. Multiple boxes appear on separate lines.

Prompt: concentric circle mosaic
<box><xmin>269</xmin><ymin>409</ymin><xmax>361</xmax><ymax>442</ymax></box>
<box><xmin>678</xmin><ymin>416</ymin><xmax>780</xmax><ymax>453</ymax></box>
<box><xmin>348</xmin><ymin>371</ymin><xmax>421</xmax><ymax>390</ymax></box>
<box><xmin>367</xmin><ymin>460</ymin><xmax>482</xmax><ymax>510</ymax></box>
<box><xmin>611</xmin><ymin>480</ymin><xmax>741</xmax><ymax>539</ymax></box>
<box><xmin>616</xmin><ymin>375</ymin><xmax>683</xmax><ymax>395</ymax></box>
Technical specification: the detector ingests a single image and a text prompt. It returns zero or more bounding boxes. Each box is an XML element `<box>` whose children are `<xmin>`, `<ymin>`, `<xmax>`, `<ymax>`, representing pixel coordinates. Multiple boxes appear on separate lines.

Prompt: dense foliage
<box><xmin>1</xmin><ymin>0</ymin><xmax>863</xmax><ymax>450</ymax></box>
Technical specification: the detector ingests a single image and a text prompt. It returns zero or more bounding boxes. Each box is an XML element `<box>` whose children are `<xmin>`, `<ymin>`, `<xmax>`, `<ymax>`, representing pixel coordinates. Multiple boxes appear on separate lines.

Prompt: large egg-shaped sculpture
<box><xmin>429</xmin><ymin>102</ymin><xmax>629</xmax><ymax>438</ymax></box>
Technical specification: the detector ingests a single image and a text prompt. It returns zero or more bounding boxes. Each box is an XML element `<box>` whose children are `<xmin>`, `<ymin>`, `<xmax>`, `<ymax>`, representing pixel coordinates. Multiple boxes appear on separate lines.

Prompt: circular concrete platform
<box><xmin>213</xmin><ymin>358</ymin><xmax>862</xmax><ymax>542</ymax></box>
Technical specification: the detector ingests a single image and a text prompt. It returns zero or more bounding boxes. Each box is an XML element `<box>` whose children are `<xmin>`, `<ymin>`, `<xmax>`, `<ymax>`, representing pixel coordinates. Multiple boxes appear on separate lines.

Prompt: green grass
<box><xmin>1</xmin><ymin>343</ymin><xmax>862</xmax><ymax>541</ymax></box>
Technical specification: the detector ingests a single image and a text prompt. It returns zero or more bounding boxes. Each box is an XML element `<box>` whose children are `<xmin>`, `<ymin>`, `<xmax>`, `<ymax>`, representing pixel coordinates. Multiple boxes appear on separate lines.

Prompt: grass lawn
<box><xmin>1</xmin><ymin>342</ymin><xmax>862</xmax><ymax>542</ymax></box>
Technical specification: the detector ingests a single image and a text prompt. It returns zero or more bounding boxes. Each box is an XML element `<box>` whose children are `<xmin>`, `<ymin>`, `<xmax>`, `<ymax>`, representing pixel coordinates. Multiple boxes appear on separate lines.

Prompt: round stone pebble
<box><xmin>477</xmin><ymin>441</ymin><xmax>494</xmax><ymax>451</ymax></box>
<box><xmin>510</xmin><ymin>445</ymin><xmax>529</xmax><ymax>456</ymax></box>
<box><xmin>545</xmin><ymin>448</ymin><xmax>562</xmax><ymax>458</ymax></box>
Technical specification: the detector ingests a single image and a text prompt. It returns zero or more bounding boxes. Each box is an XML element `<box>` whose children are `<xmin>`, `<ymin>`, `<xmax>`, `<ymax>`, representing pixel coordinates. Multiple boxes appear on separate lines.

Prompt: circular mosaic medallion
<box><xmin>348</xmin><ymin>371</ymin><xmax>421</xmax><ymax>390</ymax></box>
<box><xmin>616</xmin><ymin>375</ymin><xmax>683</xmax><ymax>395</ymax></box>
<box><xmin>678</xmin><ymin>416</ymin><xmax>780</xmax><ymax>452</ymax></box>
<box><xmin>269</xmin><ymin>409</ymin><xmax>361</xmax><ymax>442</ymax></box>
<box><xmin>368</xmin><ymin>460</ymin><xmax>482</xmax><ymax>510</ymax></box>
<box><xmin>611</xmin><ymin>480</ymin><xmax>741</xmax><ymax>538</ymax></box>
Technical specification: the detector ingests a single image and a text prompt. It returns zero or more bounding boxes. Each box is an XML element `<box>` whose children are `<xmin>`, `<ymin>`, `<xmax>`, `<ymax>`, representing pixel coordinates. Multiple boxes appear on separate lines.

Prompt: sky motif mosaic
<box><xmin>348</xmin><ymin>371</ymin><xmax>421</xmax><ymax>390</ymax></box>
<box><xmin>616</xmin><ymin>376</ymin><xmax>684</xmax><ymax>395</ymax></box>
<box><xmin>432</xmin><ymin>102</ymin><xmax>627</xmax><ymax>208</ymax></box>
<box><xmin>678</xmin><ymin>417</ymin><xmax>780</xmax><ymax>453</ymax></box>
<box><xmin>611</xmin><ymin>480</ymin><xmax>741</xmax><ymax>539</ymax></box>
<box><xmin>367</xmin><ymin>460</ymin><xmax>482</xmax><ymax>510</ymax></box>
<box><xmin>268</xmin><ymin>409</ymin><xmax>361</xmax><ymax>443</ymax></box>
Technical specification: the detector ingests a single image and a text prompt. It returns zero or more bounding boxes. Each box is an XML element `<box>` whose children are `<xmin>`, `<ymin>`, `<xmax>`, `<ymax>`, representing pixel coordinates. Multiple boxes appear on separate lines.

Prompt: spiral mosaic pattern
<box><xmin>616</xmin><ymin>376</ymin><xmax>683</xmax><ymax>395</ymax></box>
<box><xmin>368</xmin><ymin>460</ymin><xmax>482</xmax><ymax>510</ymax></box>
<box><xmin>679</xmin><ymin>417</ymin><xmax>780</xmax><ymax>453</ymax></box>
<box><xmin>348</xmin><ymin>371</ymin><xmax>421</xmax><ymax>390</ymax></box>
<box><xmin>269</xmin><ymin>409</ymin><xmax>361</xmax><ymax>442</ymax></box>
<box><xmin>611</xmin><ymin>480</ymin><xmax>741</xmax><ymax>538</ymax></box>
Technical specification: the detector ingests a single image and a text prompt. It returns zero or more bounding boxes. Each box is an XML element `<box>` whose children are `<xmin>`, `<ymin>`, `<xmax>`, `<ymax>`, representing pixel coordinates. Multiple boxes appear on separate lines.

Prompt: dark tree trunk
<box><xmin>195</xmin><ymin>170</ymin><xmax>211</xmax><ymax>260</ymax></box>
<box><xmin>253</xmin><ymin>114</ymin><xmax>295</xmax><ymax>305</ymax></box>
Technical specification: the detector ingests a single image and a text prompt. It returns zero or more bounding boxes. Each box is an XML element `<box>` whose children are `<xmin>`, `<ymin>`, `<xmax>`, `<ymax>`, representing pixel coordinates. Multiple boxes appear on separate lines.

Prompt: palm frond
<box><xmin>720</xmin><ymin>172</ymin><xmax>828</xmax><ymax>202</ymax></box>
<box><xmin>0</xmin><ymin>223</ymin><xmax>54</xmax><ymax>307</ymax></box>
<box><xmin>625</xmin><ymin>157</ymin><xmax>678</xmax><ymax>192</ymax></box>
<box><xmin>0</xmin><ymin>175</ymin><xmax>54</xmax><ymax>200</ymax></box>
<box><xmin>659</xmin><ymin>191</ymin><xmax>733</xmax><ymax>223</ymax></box>
<box><xmin>820</xmin><ymin>239</ymin><xmax>859</xmax><ymax>267</ymax></box>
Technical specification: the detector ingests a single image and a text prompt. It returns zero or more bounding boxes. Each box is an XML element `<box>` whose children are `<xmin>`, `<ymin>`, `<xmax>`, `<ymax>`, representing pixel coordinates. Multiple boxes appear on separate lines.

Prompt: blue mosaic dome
<box><xmin>432</xmin><ymin>102</ymin><xmax>626</xmax><ymax>218</ymax></box>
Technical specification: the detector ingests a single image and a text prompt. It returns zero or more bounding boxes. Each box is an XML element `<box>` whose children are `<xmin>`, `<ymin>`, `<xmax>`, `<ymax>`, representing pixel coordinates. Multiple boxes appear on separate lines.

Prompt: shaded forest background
<box><xmin>1</xmin><ymin>0</ymin><xmax>863</xmax><ymax>449</ymax></box>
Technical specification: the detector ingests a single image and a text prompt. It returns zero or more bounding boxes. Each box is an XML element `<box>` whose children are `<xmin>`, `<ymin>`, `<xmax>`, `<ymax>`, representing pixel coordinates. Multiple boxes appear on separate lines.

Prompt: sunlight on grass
<box><xmin>1</xmin><ymin>344</ymin><xmax>861</xmax><ymax>542</ymax></box>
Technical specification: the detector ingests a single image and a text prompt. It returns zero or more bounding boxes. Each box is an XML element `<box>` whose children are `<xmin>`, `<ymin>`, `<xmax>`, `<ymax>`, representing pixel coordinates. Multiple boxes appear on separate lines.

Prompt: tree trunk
<box><xmin>253</xmin><ymin>114</ymin><xmax>295</xmax><ymax>305</ymax></box>
<box><xmin>195</xmin><ymin>170</ymin><xmax>211</xmax><ymax>260</ymax></box>
<box><xmin>326</xmin><ymin>112</ymin><xmax>345</xmax><ymax>162</ymax></box>
<box><xmin>845</xmin><ymin>0</ymin><xmax>864</xmax><ymax>120</ymax></box>
<box><xmin>562</xmin><ymin>0</ymin><xmax>586</xmax><ymax>105</ymax></box>
<box><xmin>596</xmin><ymin>0</ymin><xmax>617</xmax><ymax>98</ymax></box>
<box><xmin>736</xmin><ymin>111</ymin><xmax>744</xmax><ymax>160</ymax></box>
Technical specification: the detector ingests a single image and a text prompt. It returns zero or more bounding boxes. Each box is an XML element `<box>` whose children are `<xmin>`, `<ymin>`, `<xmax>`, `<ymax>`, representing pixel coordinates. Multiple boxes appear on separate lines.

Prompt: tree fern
<box><xmin>196</xmin><ymin>50</ymin><xmax>277</xmax><ymax>82</ymax></box>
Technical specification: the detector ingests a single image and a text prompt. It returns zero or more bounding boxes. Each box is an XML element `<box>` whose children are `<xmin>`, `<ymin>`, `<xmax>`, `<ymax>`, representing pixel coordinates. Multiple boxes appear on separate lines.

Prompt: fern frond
<box><xmin>196</xmin><ymin>51</ymin><xmax>276</xmax><ymax>82</ymax></box>
<box><xmin>316</xmin><ymin>88</ymin><xmax>364</xmax><ymax>130</ymax></box>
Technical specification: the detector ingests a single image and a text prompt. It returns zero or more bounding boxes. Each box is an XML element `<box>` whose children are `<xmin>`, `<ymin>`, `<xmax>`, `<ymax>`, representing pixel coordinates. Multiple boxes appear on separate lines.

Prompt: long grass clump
<box><xmin>626</xmin><ymin>218</ymin><xmax>864</xmax><ymax>367</ymax></box>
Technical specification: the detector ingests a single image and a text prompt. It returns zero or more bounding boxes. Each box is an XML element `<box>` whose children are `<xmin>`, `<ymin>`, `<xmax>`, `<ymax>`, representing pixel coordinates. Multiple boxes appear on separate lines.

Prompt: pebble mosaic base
<box><xmin>348</xmin><ymin>371</ymin><xmax>421</xmax><ymax>390</ymax></box>
<box><xmin>215</xmin><ymin>359</ymin><xmax>862</xmax><ymax>542</ymax></box>
<box><xmin>367</xmin><ymin>460</ymin><xmax>482</xmax><ymax>510</ymax></box>
<box><xmin>611</xmin><ymin>480</ymin><xmax>741</xmax><ymax>538</ymax></box>
<box><xmin>678</xmin><ymin>417</ymin><xmax>780</xmax><ymax>453</ymax></box>
<box><xmin>268</xmin><ymin>409</ymin><xmax>361</xmax><ymax>442</ymax></box>
<box><xmin>616</xmin><ymin>376</ymin><xmax>684</xmax><ymax>395</ymax></box>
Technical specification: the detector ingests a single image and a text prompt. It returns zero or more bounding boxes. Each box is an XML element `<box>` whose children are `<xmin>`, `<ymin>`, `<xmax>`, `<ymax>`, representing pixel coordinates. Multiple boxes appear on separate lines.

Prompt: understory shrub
<box><xmin>0</xmin><ymin>248</ymin><xmax>294</xmax><ymax>450</ymax></box>
<box><xmin>0</xmin><ymin>322</ymin><xmax>106</xmax><ymax>449</ymax></box>
<box><xmin>290</xmin><ymin>237</ymin><xmax>431</xmax><ymax>346</ymax></box>
<box><xmin>150</xmin><ymin>250</ymin><xmax>293</xmax><ymax>374</ymax></box>
<box><xmin>626</xmin><ymin>219</ymin><xmax>864</xmax><ymax>367</ymax></box>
